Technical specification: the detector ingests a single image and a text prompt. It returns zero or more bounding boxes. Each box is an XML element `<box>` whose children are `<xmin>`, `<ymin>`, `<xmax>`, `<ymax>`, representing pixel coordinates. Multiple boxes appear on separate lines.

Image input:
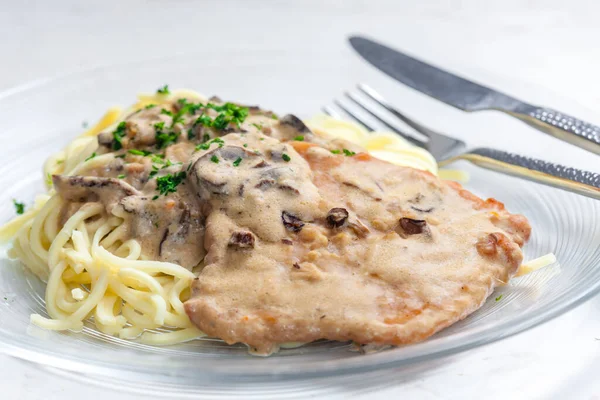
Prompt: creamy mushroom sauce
<box><xmin>52</xmin><ymin>96</ymin><xmax>531</xmax><ymax>355</ymax></box>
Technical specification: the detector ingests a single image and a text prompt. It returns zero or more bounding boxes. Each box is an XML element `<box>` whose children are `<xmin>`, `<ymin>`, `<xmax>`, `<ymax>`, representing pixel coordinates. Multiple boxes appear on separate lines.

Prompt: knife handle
<box><xmin>439</xmin><ymin>147</ymin><xmax>600</xmax><ymax>200</ymax></box>
<box><xmin>509</xmin><ymin>106</ymin><xmax>600</xmax><ymax>155</ymax></box>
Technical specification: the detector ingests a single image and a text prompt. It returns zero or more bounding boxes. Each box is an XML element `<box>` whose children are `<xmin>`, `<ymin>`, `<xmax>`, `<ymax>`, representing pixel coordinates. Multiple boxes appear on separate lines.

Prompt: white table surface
<box><xmin>1</xmin><ymin>1</ymin><xmax>599</xmax><ymax>399</ymax></box>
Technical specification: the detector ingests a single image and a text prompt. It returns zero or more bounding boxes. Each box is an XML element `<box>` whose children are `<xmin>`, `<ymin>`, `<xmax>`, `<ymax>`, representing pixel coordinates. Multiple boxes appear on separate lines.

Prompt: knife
<box><xmin>349</xmin><ymin>35</ymin><xmax>600</xmax><ymax>156</ymax></box>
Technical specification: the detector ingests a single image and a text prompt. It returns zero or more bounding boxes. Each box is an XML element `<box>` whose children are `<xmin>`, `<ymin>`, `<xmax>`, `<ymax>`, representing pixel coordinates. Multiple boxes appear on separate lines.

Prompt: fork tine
<box><xmin>344</xmin><ymin>92</ymin><xmax>427</xmax><ymax>147</ymax></box>
<box><xmin>322</xmin><ymin>106</ymin><xmax>341</xmax><ymax>118</ymax></box>
<box><xmin>333</xmin><ymin>100</ymin><xmax>376</xmax><ymax>132</ymax></box>
<box><xmin>357</xmin><ymin>83</ymin><xmax>437</xmax><ymax>137</ymax></box>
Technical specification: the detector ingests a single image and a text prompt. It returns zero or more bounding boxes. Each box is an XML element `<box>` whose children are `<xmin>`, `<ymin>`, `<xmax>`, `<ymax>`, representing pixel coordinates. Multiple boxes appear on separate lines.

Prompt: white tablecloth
<box><xmin>1</xmin><ymin>1</ymin><xmax>599</xmax><ymax>398</ymax></box>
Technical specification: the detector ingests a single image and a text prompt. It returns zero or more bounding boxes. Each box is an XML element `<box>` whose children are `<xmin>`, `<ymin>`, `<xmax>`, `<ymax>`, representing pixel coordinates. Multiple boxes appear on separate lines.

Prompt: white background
<box><xmin>1</xmin><ymin>1</ymin><xmax>599</xmax><ymax>399</ymax></box>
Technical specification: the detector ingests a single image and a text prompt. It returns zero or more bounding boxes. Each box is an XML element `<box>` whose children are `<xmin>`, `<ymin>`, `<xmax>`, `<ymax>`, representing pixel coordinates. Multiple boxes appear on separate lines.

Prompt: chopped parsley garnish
<box><xmin>342</xmin><ymin>149</ymin><xmax>356</xmax><ymax>156</ymax></box>
<box><xmin>243</xmin><ymin>143</ymin><xmax>248</xmax><ymax>148</ymax></box>
<box><xmin>193</xmin><ymin>103</ymin><xmax>249</xmax><ymax>130</ymax></box>
<box><xmin>233</xmin><ymin>157</ymin><xmax>242</xmax><ymax>167</ymax></box>
<box><xmin>210</xmin><ymin>155</ymin><xmax>219</xmax><ymax>164</ymax></box>
<box><xmin>330</xmin><ymin>149</ymin><xmax>341</xmax><ymax>154</ymax></box>
<box><xmin>117</xmin><ymin>174</ymin><xmax>125</xmax><ymax>179</ymax></box>
<box><xmin>85</xmin><ymin>152</ymin><xmax>97</xmax><ymax>162</ymax></box>
<box><xmin>293</xmin><ymin>135</ymin><xmax>305</xmax><ymax>141</ymax></box>
<box><xmin>154</xmin><ymin>119</ymin><xmax>179</xmax><ymax>149</ymax></box>
<box><xmin>203</xmin><ymin>133</ymin><xmax>210</xmax><ymax>142</ymax></box>
<box><xmin>150</xmin><ymin>154</ymin><xmax>165</xmax><ymax>163</ymax></box>
<box><xmin>128</xmin><ymin>149</ymin><xmax>152</xmax><ymax>156</ymax></box>
<box><xmin>152</xmin><ymin>195</ymin><xmax>159</xmax><ymax>200</ymax></box>
<box><xmin>195</xmin><ymin>137</ymin><xmax>224</xmax><ymax>151</ymax></box>
<box><xmin>172</xmin><ymin>99</ymin><xmax>203</xmax><ymax>127</ymax></box>
<box><xmin>112</xmin><ymin>121</ymin><xmax>127</xmax><ymax>150</ymax></box>
<box><xmin>156</xmin><ymin>131</ymin><xmax>179</xmax><ymax>149</ymax></box>
<box><xmin>156</xmin><ymin>171</ymin><xmax>186</xmax><ymax>196</ymax></box>
<box><xmin>114</xmin><ymin>154</ymin><xmax>126</xmax><ymax>159</ymax></box>
<box><xmin>148</xmin><ymin>156</ymin><xmax>179</xmax><ymax>178</ymax></box>
<box><xmin>194</xmin><ymin>114</ymin><xmax>212</xmax><ymax>127</ymax></box>
<box><xmin>271</xmin><ymin>114</ymin><xmax>278</xmax><ymax>120</ymax></box>
<box><xmin>160</xmin><ymin>109</ymin><xmax>173</xmax><ymax>117</ymax></box>
<box><xmin>282</xmin><ymin>153</ymin><xmax>291</xmax><ymax>162</ymax></box>
<box><xmin>495</xmin><ymin>295</ymin><xmax>503</xmax><ymax>302</ymax></box>
<box><xmin>13</xmin><ymin>200</ymin><xmax>25</xmax><ymax>215</ymax></box>
<box><xmin>156</xmin><ymin>85</ymin><xmax>170</xmax><ymax>95</ymax></box>
<box><xmin>187</xmin><ymin>128</ymin><xmax>194</xmax><ymax>140</ymax></box>
<box><xmin>251</xmin><ymin>123</ymin><xmax>263</xmax><ymax>130</ymax></box>
<box><xmin>211</xmin><ymin>114</ymin><xmax>228</xmax><ymax>130</ymax></box>
<box><xmin>144</xmin><ymin>104</ymin><xmax>156</xmax><ymax>109</ymax></box>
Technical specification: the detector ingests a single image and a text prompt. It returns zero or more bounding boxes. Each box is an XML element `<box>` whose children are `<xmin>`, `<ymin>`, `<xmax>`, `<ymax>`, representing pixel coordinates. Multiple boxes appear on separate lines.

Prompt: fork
<box><xmin>323</xmin><ymin>84</ymin><xmax>600</xmax><ymax>201</ymax></box>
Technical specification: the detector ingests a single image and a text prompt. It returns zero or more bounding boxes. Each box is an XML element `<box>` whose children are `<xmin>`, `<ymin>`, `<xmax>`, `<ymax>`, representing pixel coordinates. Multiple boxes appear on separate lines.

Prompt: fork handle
<box><xmin>509</xmin><ymin>105</ymin><xmax>600</xmax><ymax>155</ymax></box>
<box><xmin>440</xmin><ymin>147</ymin><xmax>600</xmax><ymax>200</ymax></box>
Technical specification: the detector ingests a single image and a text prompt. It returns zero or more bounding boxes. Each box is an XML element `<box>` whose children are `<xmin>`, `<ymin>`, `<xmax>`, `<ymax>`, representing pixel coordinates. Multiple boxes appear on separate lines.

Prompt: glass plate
<box><xmin>0</xmin><ymin>53</ymin><xmax>599</xmax><ymax>393</ymax></box>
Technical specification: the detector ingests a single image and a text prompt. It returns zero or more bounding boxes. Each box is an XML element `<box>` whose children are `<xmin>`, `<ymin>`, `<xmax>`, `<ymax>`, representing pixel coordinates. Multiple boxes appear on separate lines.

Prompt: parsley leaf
<box><xmin>156</xmin><ymin>85</ymin><xmax>170</xmax><ymax>95</ymax></box>
<box><xmin>330</xmin><ymin>149</ymin><xmax>341</xmax><ymax>154</ymax></box>
<box><xmin>85</xmin><ymin>152</ymin><xmax>97</xmax><ymax>162</ymax></box>
<box><xmin>112</xmin><ymin>121</ymin><xmax>127</xmax><ymax>150</ymax></box>
<box><xmin>156</xmin><ymin>171</ymin><xmax>187</xmax><ymax>196</ymax></box>
<box><xmin>211</xmin><ymin>114</ymin><xmax>228</xmax><ymax>130</ymax></box>
<box><xmin>293</xmin><ymin>135</ymin><xmax>304</xmax><ymax>141</ymax></box>
<box><xmin>195</xmin><ymin>103</ymin><xmax>249</xmax><ymax>130</ymax></box>
<box><xmin>251</xmin><ymin>123</ymin><xmax>263</xmax><ymax>131</ymax></box>
<box><xmin>495</xmin><ymin>295</ymin><xmax>503</xmax><ymax>302</ymax></box>
<box><xmin>144</xmin><ymin>104</ymin><xmax>156</xmax><ymax>109</ymax></box>
<box><xmin>117</xmin><ymin>174</ymin><xmax>125</xmax><ymax>179</ymax></box>
<box><xmin>128</xmin><ymin>149</ymin><xmax>152</xmax><ymax>156</ymax></box>
<box><xmin>195</xmin><ymin>137</ymin><xmax>224</xmax><ymax>151</ymax></box>
<box><xmin>196</xmin><ymin>142</ymin><xmax>210</xmax><ymax>151</ymax></box>
<box><xmin>210</xmin><ymin>155</ymin><xmax>219</xmax><ymax>164</ymax></box>
<box><xmin>12</xmin><ymin>200</ymin><xmax>25</xmax><ymax>215</ymax></box>
<box><xmin>282</xmin><ymin>153</ymin><xmax>291</xmax><ymax>162</ymax></box>
<box><xmin>194</xmin><ymin>114</ymin><xmax>212</xmax><ymax>127</ymax></box>
<box><xmin>154</xmin><ymin>120</ymin><xmax>179</xmax><ymax>149</ymax></box>
<box><xmin>342</xmin><ymin>149</ymin><xmax>356</xmax><ymax>156</ymax></box>
<box><xmin>233</xmin><ymin>157</ymin><xmax>242</xmax><ymax>167</ymax></box>
<box><xmin>160</xmin><ymin>109</ymin><xmax>173</xmax><ymax>117</ymax></box>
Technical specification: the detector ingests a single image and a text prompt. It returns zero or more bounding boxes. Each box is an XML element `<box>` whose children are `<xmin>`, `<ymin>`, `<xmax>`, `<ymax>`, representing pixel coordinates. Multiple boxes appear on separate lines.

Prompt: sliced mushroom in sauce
<box><xmin>229</xmin><ymin>231</ymin><xmax>256</xmax><ymax>249</ymax></box>
<box><xmin>53</xmin><ymin>175</ymin><xmax>141</xmax><ymax>204</ymax></box>
<box><xmin>399</xmin><ymin>218</ymin><xmax>428</xmax><ymax>235</ymax></box>
<box><xmin>326</xmin><ymin>208</ymin><xmax>349</xmax><ymax>228</ymax></box>
<box><xmin>281</xmin><ymin>211</ymin><xmax>305</xmax><ymax>232</ymax></box>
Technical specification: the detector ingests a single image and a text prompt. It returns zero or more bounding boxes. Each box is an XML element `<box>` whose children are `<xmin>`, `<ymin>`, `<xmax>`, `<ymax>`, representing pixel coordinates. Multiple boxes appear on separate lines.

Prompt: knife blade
<box><xmin>349</xmin><ymin>35</ymin><xmax>600</xmax><ymax>155</ymax></box>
